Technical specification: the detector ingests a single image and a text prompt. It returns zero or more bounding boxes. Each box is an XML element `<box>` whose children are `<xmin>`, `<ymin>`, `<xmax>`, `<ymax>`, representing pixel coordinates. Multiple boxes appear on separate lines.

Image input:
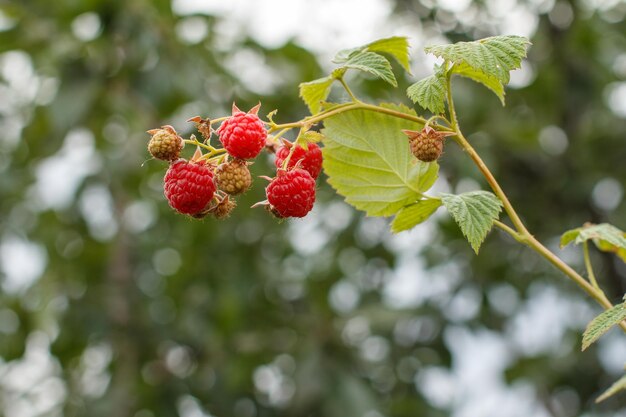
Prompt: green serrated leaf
<box><xmin>582</xmin><ymin>302</ymin><xmax>626</xmax><ymax>351</ymax></box>
<box><xmin>560</xmin><ymin>223</ymin><xmax>626</xmax><ymax>263</ymax></box>
<box><xmin>597</xmin><ymin>374</ymin><xmax>626</xmax><ymax>403</ymax></box>
<box><xmin>452</xmin><ymin>62</ymin><xmax>505</xmax><ymax>105</ymax></box>
<box><xmin>334</xmin><ymin>36</ymin><xmax>411</xmax><ymax>75</ymax></box>
<box><xmin>333</xmin><ymin>47</ymin><xmax>361</xmax><ymax>64</ymax></box>
<box><xmin>441</xmin><ymin>191</ymin><xmax>503</xmax><ymax>254</ymax></box>
<box><xmin>406</xmin><ymin>73</ymin><xmax>447</xmax><ymax>114</ymax></box>
<box><xmin>296</xmin><ymin>131</ymin><xmax>324</xmax><ymax>149</ymax></box>
<box><xmin>425</xmin><ymin>35</ymin><xmax>530</xmax><ymax>84</ymax></box>
<box><xmin>366</xmin><ymin>36</ymin><xmax>411</xmax><ymax>73</ymax></box>
<box><xmin>299</xmin><ymin>76</ymin><xmax>334</xmax><ymax>114</ymax></box>
<box><xmin>391</xmin><ymin>199</ymin><xmax>442</xmax><ymax>233</ymax></box>
<box><xmin>322</xmin><ymin>103</ymin><xmax>437</xmax><ymax>216</ymax></box>
<box><xmin>342</xmin><ymin>51</ymin><xmax>397</xmax><ymax>87</ymax></box>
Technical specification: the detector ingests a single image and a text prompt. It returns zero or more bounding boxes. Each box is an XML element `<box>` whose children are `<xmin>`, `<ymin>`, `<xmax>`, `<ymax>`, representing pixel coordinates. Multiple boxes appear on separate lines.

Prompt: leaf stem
<box><xmin>338</xmin><ymin>77</ymin><xmax>360</xmax><ymax>103</ymax></box>
<box><xmin>494</xmin><ymin>220</ymin><xmax>524</xmax><ymax>242</ymax></box>
<box><xmin>583</xmin><ymin>242</ymin><xmax>600</xmax><ymax>290</ymax></box>
<box><xmin>270</xmin><ymin>101</ymin><xmax>442</xmax><ymax>133</ymax></box>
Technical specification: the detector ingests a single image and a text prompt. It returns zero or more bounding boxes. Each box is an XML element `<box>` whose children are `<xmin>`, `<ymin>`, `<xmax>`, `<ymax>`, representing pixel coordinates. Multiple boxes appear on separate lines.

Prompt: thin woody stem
<box><xmin>445</xmin><ymin>73</ymin><xmax>527</xmax><ymax>235</ymax></box>
<box><xmin>269</xmin><ymin>102</ymin><xmax>439</xmax><ymax>132</ymax></box>
<box><xmin>445</xmin><ymin>72</ymin><xmax>625</xmax><ymax>332</ymax></box>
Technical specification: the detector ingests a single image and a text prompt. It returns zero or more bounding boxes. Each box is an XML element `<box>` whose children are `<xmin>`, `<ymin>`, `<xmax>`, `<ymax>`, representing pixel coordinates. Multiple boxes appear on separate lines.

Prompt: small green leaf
<box><xmin>582</xmin><ymin>302</ymin><xmax>626</xmax><ymax>351</ymax></box>
<box><xmin>560</xmin><ymin>229</ymin><xmax>580</xmax><ymax>248</ymax></box>
<box><xmin>406</xmin><ymin>72</ymin><xmax>447</xmax><ymax>114</ymax></box>
<box><xmin>299</xmin><ymin>76</ymin><xmax>334</xmax><ymax>114</ymax></box>
<box><xmin>322</xmin><ymin>103</ymin><xmax>437</xmax><ymax>216</ymax></box>
<box><xmin>425</xmin><ymin>35</ymin><xmax>530</xmax><ymax>84</ymax></box>
<box><xmin>452</xmin><ymin>62</ymin><xmax>505</xmax><ymax>105</ymax></box>
<box><xmin>333</xmin><ymin>47</ymin><xmax>361</xmax><ymax>64</ymax></box>
<box><xmin>297</xmin><ymin>131</ymin><xmax>324</xmax><ymax>149</ymax></box>
<box><xmin>366</xmin><ymin>36</ymin><xmax>411</xmax><ymax>73</ymax></box>
<box><xmin>342</xmin><ymin>51</ymin><xmax>397</xmax><ymax>87</ymax></box>
<box><xmin>596</xmin><ymin>374</ymin><xmax>626</xmax><ymax>403</ymax></box>
<box><xmin>391</xmin><ymin>199</ymin><xmax>442</xmax><ymax>233</ymax></box>
<box><xmin>334</xmin><ymin>36</ymin><xmax>411</xmax><ymax>75</ymax></box>
<box><xmin>560</xmin><ymin>223</ymin><xmax>626</xmax><ymax>263</ymax></box>
<box><xmin>441</xmin><ymin>191</ymin><xmax>503</xmax><ymax>254</ymax></box>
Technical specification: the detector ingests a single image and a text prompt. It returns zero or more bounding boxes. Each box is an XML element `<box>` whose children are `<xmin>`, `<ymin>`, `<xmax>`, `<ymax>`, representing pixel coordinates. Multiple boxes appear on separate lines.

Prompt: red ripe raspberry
<box><xmin>274</xmin><ymin>143</ymin><xmax>323</xmax><ymax>179</ymax></box>
<box><xmin>266</xmin><ymin>169</ymin><xmax>316</xmax><ymax>218</ymax></box>
<box><xmin>217</xmin><ymin>108</ymin><xmax>267</xmax><ymax>160</ymax></box>
<box><xmin>164</xmin><ymin>160</ymin><xmax>216</xmax><ymax>215</ymax></box>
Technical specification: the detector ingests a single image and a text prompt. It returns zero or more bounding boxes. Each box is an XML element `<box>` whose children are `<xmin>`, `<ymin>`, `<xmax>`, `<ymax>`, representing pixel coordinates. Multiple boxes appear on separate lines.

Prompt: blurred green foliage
<box><xmin>1</xmin><ymin>0</ymin><xmax>625</xmax><ymax>416</ymax></box>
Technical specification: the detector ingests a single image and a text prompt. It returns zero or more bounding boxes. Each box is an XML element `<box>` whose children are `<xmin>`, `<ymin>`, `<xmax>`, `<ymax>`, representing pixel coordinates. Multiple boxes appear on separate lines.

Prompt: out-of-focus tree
<box><xmin>0</xmin><ymin>0</ymin><xmax>625</xmax><ymax>416</ymax></box>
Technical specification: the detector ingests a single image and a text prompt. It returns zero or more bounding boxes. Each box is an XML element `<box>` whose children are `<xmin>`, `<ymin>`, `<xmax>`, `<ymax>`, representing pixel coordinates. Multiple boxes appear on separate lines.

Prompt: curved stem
<box><xmin>270</xmin><ymin>101</ymin><xmax>440</xmax><ymax>132</ymax></box>
<box><xmin>445</xmin><ymin>74</ymin><xmax>527</xmax><ymax>235</ymax></box>
<box><xmin>455</xmin><ymin>130</ymin><xmax>529</xmax><ymax>235</ymax></box>
<box><xmin>445</xmin><ymin>72</ymin><xmax>625</xmax><ymax>331</ymax></box>
<box><xmin>184</xmin><ymin>139</ymin><xmax>214</xmax><ymax>152</ymax></box>
<box><xmin>583</xmin><ymin>242</ymin><xmax>600</xmax><ymax>290</ymax></box>
<box><xmin>495</xmin><ymin>221</ymin><xmax>626</xmax><ymax>331</ymax></box>
<box><xmin>494</xmin><ymin>220</ymin><xmax>524</xmax><ymax>242</ymax></box>
<box><xmin>269</xmin><ymin>128</ymin><xmax>291</xmax><ymax>144</ymax></box>
<box><xmin>270</xmin><ymin>102</ymin><xmax>361</xmax><ymax>131</ymax></box>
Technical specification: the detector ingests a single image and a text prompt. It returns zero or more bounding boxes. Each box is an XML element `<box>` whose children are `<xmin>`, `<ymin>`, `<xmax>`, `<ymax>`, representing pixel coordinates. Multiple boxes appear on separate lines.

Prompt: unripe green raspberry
<box><xmin>215</xmin><ymin>159</ymin><xmax>252</xmax><ymax>195</ymax></box>
<box><xmin>403</xmin><ymin>126</ymin><xmax>453</xmax><ymax>162</ymax></box>
<box><xmin>147</xmin><ymin>125</ymin><xmax>184</xmax><ymax>161</ymax></box>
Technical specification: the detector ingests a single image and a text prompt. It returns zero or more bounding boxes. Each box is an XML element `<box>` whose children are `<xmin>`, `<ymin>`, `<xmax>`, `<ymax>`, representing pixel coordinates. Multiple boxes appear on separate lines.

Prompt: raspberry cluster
<box><xmin>146</xmin><ymin>103</ymin><xmax>322</xmax><ymax>220</ymax></box>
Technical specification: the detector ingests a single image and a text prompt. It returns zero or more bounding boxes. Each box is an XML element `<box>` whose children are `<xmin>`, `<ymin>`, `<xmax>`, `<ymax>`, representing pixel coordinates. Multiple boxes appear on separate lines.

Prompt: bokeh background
<box><xmin>1</xmin><ymin>0</ymin><xmax>626</xmax><ymax>416</ymax></box>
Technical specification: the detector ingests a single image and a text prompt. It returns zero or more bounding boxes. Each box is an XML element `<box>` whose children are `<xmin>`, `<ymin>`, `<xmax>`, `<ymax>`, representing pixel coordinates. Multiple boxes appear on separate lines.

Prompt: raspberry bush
<box><xmin>146</xmin><ymin>35</ymin><xmax>626</xmax><ymax>402</ymax></box>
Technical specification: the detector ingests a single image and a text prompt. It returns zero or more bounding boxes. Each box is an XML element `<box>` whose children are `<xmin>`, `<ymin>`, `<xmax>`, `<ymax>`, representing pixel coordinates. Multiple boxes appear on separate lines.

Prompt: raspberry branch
<box><xmin>443</xmin><ymin>66</ymin><xmax>626</xmax><ymax>332</ymax></box>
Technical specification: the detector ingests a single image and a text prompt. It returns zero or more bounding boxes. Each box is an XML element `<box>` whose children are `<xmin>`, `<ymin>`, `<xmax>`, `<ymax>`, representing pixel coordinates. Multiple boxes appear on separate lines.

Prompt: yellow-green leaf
<box><xmin>367</xmin><ymin>36</ymin><xmax>411</xmax><ymax>73</ymax></box>
<box><xmin>322</xmin><ymin>103</ymin><xmax>437</xmax><ymax>216</ymax></box>
<box><xmin>452</xmin><ymin>62</ymin><xmax>505</xmax><ymax>105</ymax></box>
<box><xmin>342</xmin><ymin>51</ymin><xmax>397</xmax><ymax>87</ymax></box>
<box><xmin>299</xmin><ymin>76</ymin><xmax>334</xmax><ymax>114</ymax></box>
<box><xmin>391</xmin><ymin>199</ymin><xmax>442</xmax><ymax>233</ymax></box>
<box><xmin>560</xmin><ymin>223</ymin><xmax>626</xmax><ymax>263</ymax></box>
<box><xmin>297</xmin><ymin>131</ymin><xmax>324</xmax><ymax>149</ymax></box>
